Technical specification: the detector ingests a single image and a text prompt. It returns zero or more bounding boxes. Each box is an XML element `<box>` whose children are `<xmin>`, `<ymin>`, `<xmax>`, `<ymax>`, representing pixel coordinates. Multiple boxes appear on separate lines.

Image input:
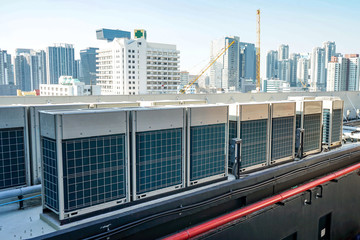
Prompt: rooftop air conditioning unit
<box><xmin>186</xmin><ymin>105</ymin><xmax>228</xmax><ymax>186</ymax></box>
<box><xmin>292</xmin><ymin>99</ymin><xmax>323</xmax><ymax>157</ymax></box>
<box><xmin>29</xmin><ymin>104</ymin><xmax>89</xmax><ymax>185</ymax></box>
<box><xmin>269</xmin><ymin>101</ymin><xmax>296</xmax><ymax>164</ymax></box>
<box><xmin>315</xmin><ymin>97</ymin><xmax>344</xmax><ymax>148</ymax></box>
<box><xmin>131</xmin><ymin>107</ymin><xmax>186</xmax><ymax>200</ymax></box>
<box><xmin>39</xmin><ymin>108</ymin><xmax>130</xmax><ymax>221</ymax></box>
<box><xmin>0</xmin><ymin>106</ymin><xmax>30</xmax><ymax>190</ymax></box>
<box><xmin>229</xmin><ymin>102</ymin><xmax>270</xmax><ymax>173</ymax></box>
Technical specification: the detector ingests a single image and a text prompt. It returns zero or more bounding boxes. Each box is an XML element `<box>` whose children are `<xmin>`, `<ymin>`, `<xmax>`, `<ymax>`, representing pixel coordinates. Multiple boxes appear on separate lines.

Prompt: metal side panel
<box><xmin>134</xmin><ymin>108</ymin><xmax>185</xmax><ymax>132</ymax></box>
<box><xmin>0</xmin><ymin>106</ymin><xmax>26</xmax><ymax>129</ymax></box>
<box><xmin>240</xmin><ymin>103</ymin><xmax>269</xmax><ymax>121</ymax></box>
<box><xmin>189</xmin><ymin>105</ymin><xmax>228</xmax><ymax>126</ymax></box>
<box><xmin>303</xmin><ymin>101</ymin><xmax>323</xmax><ymax>115</ymax></box>
<box><xmin>40</xmin><ymin>112</ymin><xmax>56</xmax><ymax>139</ymax></box>
<box><xmin>61</xmin><ymin>111</ymin><xmax>127</xmax><ymax>139</ymax></box>
<box><xmin>271</xmin><ymin>102</ymin><xmax>296</xmax><ymax>118</ymax></box>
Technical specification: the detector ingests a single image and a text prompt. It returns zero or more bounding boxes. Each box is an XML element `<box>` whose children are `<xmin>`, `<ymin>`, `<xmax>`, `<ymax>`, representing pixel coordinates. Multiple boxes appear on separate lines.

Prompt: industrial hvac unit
<box><xmin>294</xmin><ymin>100</ymin><xmax>323</xmax><ymax>156</ymax></box>
<box><xmin>187</xmin><ymin>105</ymin><xmax>228</xmax><ymax>186</ymax></box>
<box><xmin>316</xmin><ymin>98</ymin><xmax>344</xmax><ymax>148</ymax></box>
<box><xmin>229</xmin><ymin>103</ymin><xmax>270</xmax><ymax>172</ymax></box>
<box><xmin>40</xmin><ymin>109</ymin><xmax>130</xmax><ymax>221</ymax></box>
<box><xmin>269</xmin><ymin>101</ymin><xmax>296</xmax><ymax>164</ymax></box>
<box><xmin>131</xmin><ymin>107</ymin><xmax>186</xmax><ymax>200</ymax></box>
<box><xmin>29</xmin><ymin>104</ymin><xmax>89</xmax><ymax>185</ymax></box>
<box><xmin>0</xmin><ymin>106</ymin><xmax>30</xmax><ymax>190</ymax></box>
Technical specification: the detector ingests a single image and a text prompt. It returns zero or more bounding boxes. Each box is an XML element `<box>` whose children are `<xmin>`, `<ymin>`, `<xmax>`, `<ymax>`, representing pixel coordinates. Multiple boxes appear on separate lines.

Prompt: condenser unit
<box><xmin>229</xmin><ymin>103</ymin><xmax>270</xmax><ymax>172</ymax></box>
<box><xmin>0</xmin><ymin>106</ymin><xmax>30</xmax><ymax>190</ymax></box>
<box><xmin>293</xmin><ymin>100</ymin><xmax>323</xmax><ymax>156</ymax></box>
<box><xmin>40</xmin><ymin>109</ymin><xmax>130</xmax><ymax>221</ymax></box>
<box><xmin>29</xmin><ymin>104</ymin><xmax>89</xmax><ymax>185</ymax></box>
<box><xmin>315</xmin><ymin>97</ymin><xmax>344</xmax><ymax>148</ymax></box>
<box><xmin>269</xmin><ymin>101</ymin><xmax>296</xmax><ymax>164</ymax></box>
<box><xmin>186</xmin><ymin>105</ymin><xmax>228</xmax><ymax>186</ymax></box>
<box><xmin>131</xmin><ymin>107</ymin><xmax>186</xmax><ymax>200</ymax></box>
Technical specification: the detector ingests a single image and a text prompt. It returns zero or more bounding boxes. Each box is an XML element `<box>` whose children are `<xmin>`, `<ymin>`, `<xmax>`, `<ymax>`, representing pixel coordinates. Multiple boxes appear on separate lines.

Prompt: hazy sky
<box><xmin>1</xmin><ymin>0</ymin><xmax>360</xmax><ymax>77</ymax></box>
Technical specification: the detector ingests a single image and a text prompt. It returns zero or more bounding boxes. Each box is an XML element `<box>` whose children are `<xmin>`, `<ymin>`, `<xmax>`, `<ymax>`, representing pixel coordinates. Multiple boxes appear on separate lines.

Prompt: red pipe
<box><xmin>163</xmin><ymin>162</ymin><xmax>360</xmax><ymax>240</ymax></box>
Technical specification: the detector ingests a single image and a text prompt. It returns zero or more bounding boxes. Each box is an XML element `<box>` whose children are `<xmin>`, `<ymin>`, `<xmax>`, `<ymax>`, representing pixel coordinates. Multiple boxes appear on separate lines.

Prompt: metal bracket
<box><xmin>304</xmin><ymin>190</ymin><xmax>312</xmax><ymax>205</ymax></box>
<box><xmin>315</xmin><ymin>185</ymin><xmax>323</xmax><ymax>198</ymax></box>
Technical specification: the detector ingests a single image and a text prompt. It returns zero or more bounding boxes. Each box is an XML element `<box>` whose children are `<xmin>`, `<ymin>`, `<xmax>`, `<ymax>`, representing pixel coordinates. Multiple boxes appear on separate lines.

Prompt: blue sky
<box><xmin>1</xmin><ymin>0</ymin><xmax>360</xmax><ymax>77</ymax></box>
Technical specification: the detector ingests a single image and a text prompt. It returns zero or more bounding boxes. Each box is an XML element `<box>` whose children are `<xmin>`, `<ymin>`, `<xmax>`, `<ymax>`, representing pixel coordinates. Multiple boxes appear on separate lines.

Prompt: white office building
<box><xmin>40</xmin><ymin>76</ymin><xmax>101</xmax><ymax>96</ymax></box>
<box><xmin>96</xmin><ymin>37</ymin><xmax>180</xmax><ymax>95</ymax></box>
<box><xmin>278</xmin><ymin>59</ymin><xmax>291</xmax><ymax>82</ymax></box>
<box><xmin>266</xmin><ymin>50</ymin><xmax>279</xmax><ymax>79</ymax></box>
<box><xmin>297</xmin><ymin>57</ymin><xmax>309</xmax><ymax>87</ymax></box>
<box><xmin>262</xmin><ymin>79</ymin><xmax>290</xmax><ymax>93</ymax></box>
<box><xmin>311</xmin><ymin>47</ymin><xmax>326</xmax><ymax>91</ymax></box>
<box><xmin>323</xmin><ymin>41</ymin><xmax>336</xmax><ymax>68</ymax></box>
<box><xmin>278</xmin><ymin>44</ymin><xmax>289</xmax><ymax>60</ymax></box>
<box><xmin>346</xmin><ymin>54</ymin><xmax>360</xmax><ymax>91</ymax></box>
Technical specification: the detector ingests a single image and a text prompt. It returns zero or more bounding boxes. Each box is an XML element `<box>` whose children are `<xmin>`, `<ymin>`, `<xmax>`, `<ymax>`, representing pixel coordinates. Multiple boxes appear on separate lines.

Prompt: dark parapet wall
<box><xmin>33</xmin><ymin>144</ymin><xmax>360</xmax><ymax>240</ymax></box>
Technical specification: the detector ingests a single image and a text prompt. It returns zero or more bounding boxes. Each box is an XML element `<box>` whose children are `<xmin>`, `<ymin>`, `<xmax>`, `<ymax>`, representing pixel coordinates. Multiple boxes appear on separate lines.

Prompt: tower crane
<box><xmin>256</xmin><ymin>9</ymin><xmax>261</xmax><ymax>92</ymax></box>
<box><xmin>179</xmin><ymin>40</ymin><xmax>235</xmax><ymax>94</ymax></box>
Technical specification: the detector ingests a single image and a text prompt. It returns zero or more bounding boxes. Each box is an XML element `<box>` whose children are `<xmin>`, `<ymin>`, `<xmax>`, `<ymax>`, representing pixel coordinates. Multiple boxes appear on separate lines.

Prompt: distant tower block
<box><xmin>134</xmin><ymin>29</ymin><xmax>147</xmax><ymax>39</ymax></box>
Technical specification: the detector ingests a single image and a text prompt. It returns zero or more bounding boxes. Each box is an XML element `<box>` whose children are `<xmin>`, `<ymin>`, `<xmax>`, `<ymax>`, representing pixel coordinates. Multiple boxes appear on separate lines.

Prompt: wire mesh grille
<box><xmin>190</xmin><ymin>124</ymin><xmax>226</xmax><ymax>181</ymax></box>
<box><xmin>62</xmin><ymin>134</ymin><xmax>126</xmax><ymax>212</ymax></box>
<box><xmin>322</xmin><ymin>109</ymin><xmax>330</xmax><ymax>143</ymax></box>
<box><xmin>0</xmin><ymin>128</ymin><xmax>26</xmax><ymax>189</ymax></box>
<box><xmin>331</xmin><ymin>109</ymin><xmax>342</xmax><ymax>143</ymax></box>
<box><xmin>303</xmin><ymin>113</ymin><xmax>321</xmax><ymax>152</ymax></box>
<box><xmin>240</xmin><ymin>119</ymin><xmax>268</xmax><ymax>168</ymax></box>
<box><xmin>42</xmin><ymin>137</ymin><xmax>59</xmax><ymax>211</ymax></box>
<box><xmin>229</xmin><ymin>120</ymin><xmax>237</xmax><ymax>140</ymax></box>
<box><xmin>135</xmin><ymin>128</ymin><xmax>183</xmax><ymax>194</ymax></box>
<box><xmin>271</xmin><ymin>117</ymin><xmax>294</xmax><ymax>161</ymax></box>
<box><xmin>296</xmin><ymin>114</ymin><xmax>301</xmax><ymax>129</ymax></box>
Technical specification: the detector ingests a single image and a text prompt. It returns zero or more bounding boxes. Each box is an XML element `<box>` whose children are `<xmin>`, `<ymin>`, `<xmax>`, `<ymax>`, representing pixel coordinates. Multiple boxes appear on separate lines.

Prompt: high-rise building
<box><xmin>73</xmin><ymin>59</ymin><xmax>81</xmax><ymax>79</ymax></box>
<box><xmin>278</xmin><ymin>44</ymin><xmax>289</xmax><ymax>60</ymax></box>
<box><xmin>96</xmin><ymin>37</ymin><xmax>180</xmax><ymax>95</ymax></box>
<box><xmin>239</xmin><ymin>42</ymin><xmax>256</xmax><ymax>80</ymax></box>
<box><xmin>46</xmin><ymin>43</ymin><xmax>75</xmax><ymax>84</ymax></box>
<box><xmin>32</xmin><ymin>50</ymin><xmax>47</xmax><ymax>88</ymax></box>
<box><xmin>180</xmin><ymin>71</ymin><xmax>190</xmax><ymax>85</ymax></box>
<box><xmin>290</xmin><ymin>53</ymin><xmax>300</xmax><ymax>87</ymax></box>
<box><xmin>297</xmin><ymin>57</ymin><xmax>309</xmax><ymax>87</ymax></box>
<box><xmin>278</xmin><ymin>59</ymin><xmax>291</xmax><ymax>82</ymax></box>
<box><xmin>80</xmin><ymin>47</ymin><xmax>98</xmax><ymax>85</ymax></box>
<box><xmin>327</xmin><ymin>55</ymin><xmax>359</xmax><ymax>92</ymax></box>
<box><xmin>345</xmin><ymin>54</ymin><xmax>360</xmax><ymax>91</ymax></box>
<box><xmin>96</xmin><ymin>28</ymin><xmax>131</xmax><ymax>41</ymax></box>
<box><xmin>266</xmin><ymin>50</ymin><xmax>278</xmax><ymax>79</ymax></box>
<box><xmin>15</xmin><ymin>49</ymin><xmax>47</xmax><ymax>91</ymax></box>
<box><xmin>0</xmin><ymin>49</ymin><xmax>14</xmax><ymax>85</ymax></box>
<box><xmin>323</xmin><ymin>41</ymin><xmax>336</xmax><ymax>67</ymax></box>
<box><xmin>15</xmin><ymin>54</ymin><xmax>31</xmax><ymax>91</ymax></box>
<box><xmin>210</xmin><ymin>36</ymin><xmax>240</xmax><ymax>91</ymax></box>
<box><xmin>326</xmin><ymin>57</ymin><xmax>341</xmax><ymax>92</ymax></box>
<box><xmin>311</xmin><ymin>47</ymin><xmax>326</xmax><ymax>91</ymax></box>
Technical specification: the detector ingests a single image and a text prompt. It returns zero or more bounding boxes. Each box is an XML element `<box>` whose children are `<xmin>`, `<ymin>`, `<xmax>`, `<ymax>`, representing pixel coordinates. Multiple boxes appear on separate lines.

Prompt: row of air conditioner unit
<box><xmin>0</xmin><ymin>100</ymin><xmax>206</xmax><ymax>191</ymax></box>
<box><xmin>228</xmin><ymin>97</ymin><xmax>344</xmax><ymax>175</ymax></box>
<box><xmin>39</xmin><ymin>105</ymin><xmax>228</xmax><ymax>221</ymax></box>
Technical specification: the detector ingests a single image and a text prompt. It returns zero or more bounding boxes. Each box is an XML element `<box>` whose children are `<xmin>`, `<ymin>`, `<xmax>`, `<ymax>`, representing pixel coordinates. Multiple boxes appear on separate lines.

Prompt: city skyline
<box><xmin>1</xmin><ymin>0</ymin><xmax>360</xmax><ymax>78</ymax></box>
